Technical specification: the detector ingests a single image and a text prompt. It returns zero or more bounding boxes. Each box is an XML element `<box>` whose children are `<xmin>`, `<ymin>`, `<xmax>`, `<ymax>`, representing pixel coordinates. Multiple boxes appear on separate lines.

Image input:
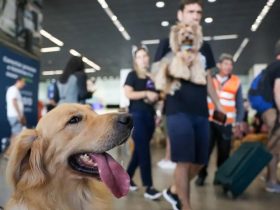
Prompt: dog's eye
<box><xmin>67</xmin><ymin>115</ymin><xmax>82</xmax><ymax>125</ymax></box>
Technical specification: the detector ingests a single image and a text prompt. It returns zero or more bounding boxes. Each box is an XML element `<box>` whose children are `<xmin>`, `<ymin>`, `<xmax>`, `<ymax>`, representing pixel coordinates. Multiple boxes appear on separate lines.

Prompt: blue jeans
<box><xmin>127</xmin><ymin>111</ymin><xmax>155</xmax><ymax>187</ymax></box>
<box><xmin>8</xmin><ymin>117</ymin><xmax>23</xmax><ymax>135</ymax></box>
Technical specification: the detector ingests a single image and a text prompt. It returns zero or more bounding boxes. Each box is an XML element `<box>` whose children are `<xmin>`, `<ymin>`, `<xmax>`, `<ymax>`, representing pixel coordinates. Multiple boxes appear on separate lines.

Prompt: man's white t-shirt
<box><xmin>6</xmin><ymin>85</ymin><xmax>24</xmax><ymax>118</ymax></box>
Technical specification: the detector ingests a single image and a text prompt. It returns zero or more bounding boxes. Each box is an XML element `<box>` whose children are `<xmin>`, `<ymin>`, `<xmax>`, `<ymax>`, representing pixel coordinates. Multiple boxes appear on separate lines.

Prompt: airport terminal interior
<box><xmin>0</xmin><ymin>0</ymin><xmax>280</xmax><ymax>210</ymax></box>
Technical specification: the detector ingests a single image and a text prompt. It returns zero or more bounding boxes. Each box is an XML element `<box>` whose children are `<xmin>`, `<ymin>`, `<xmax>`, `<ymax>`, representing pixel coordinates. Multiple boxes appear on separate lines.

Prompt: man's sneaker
<box><xmin>144</xmin><ymin>187</ymin><xmax>162</xmax><ymax>200</ymax></box>
<box><xmin>172</xmin><ymin>200</ymin><xmax>182</xmax><ymax>210</ymax></box>
<box><xmin>129</xmin><ymin>180</ymin><xmax>138</xmax><ymax>192</ymax></box>
<box><xmin>266</xmin><ymin>182</ymin><xmax>280</xmax><ymax>193</ymax></box>
<box><xmin>163</xmin><ymin>188</ymin><xmax>179</xmax><ymax>206</ymax></box>
<box><xmin>163</xmin><ymin>188</ymin><xmax>182</xmax><ymax>210</ymax></box>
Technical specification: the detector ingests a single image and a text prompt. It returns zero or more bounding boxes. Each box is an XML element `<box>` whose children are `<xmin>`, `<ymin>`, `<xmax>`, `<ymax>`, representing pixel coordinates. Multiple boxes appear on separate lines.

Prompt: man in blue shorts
<box><xmin>154</xmin><ymin>1</ymin><xmax>223</xmax><ymax>210</ymax></box>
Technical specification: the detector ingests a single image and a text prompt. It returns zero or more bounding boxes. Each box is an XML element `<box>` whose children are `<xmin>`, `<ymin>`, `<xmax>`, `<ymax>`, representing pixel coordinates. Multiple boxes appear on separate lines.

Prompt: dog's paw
<box><xmin>190</xmin><ymin>76</ymin><xmax>207</xmax><ymax>85</ymax></box>
<box><xmin>169</xmin><ymin>81</ymin><xmax>181</xmax><ymax>95</ymax></box>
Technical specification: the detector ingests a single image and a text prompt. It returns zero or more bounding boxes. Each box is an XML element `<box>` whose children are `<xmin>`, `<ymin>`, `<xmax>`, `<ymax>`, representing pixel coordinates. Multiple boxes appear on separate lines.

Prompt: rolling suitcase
<box><xmin>214</xmin><ymin>142</ymin><xmax>272</xmax><ymax>198</ymax></box>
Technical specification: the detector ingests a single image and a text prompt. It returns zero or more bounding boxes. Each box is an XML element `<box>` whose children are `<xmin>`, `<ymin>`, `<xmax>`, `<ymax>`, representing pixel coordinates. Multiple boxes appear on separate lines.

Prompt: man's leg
<box><xmin>174</xmin><ymin>163</ymin><xmax>192</xmax><ymax>210</ymax></box>
<box><xmin>262</xmin><ymin>109</ymin><xmax>280</xmax><ymax>191</ymax></box>
<box><xmin>5</xmin><ymin>117</ymin><xmax>23</xmax><ymax>158</ymax></box>
<box><xmin>217</xmin><ymin>125</ymin><xmax>232</xmax><ymax>167</ymax></box>
<box><xmin>165</xmin><ymin>136</ymin><xmax>171</xmax><ymax>160</ymax></box>
<box><xmin>267</xmin><ymin>155</ymin><xmax>278</xmax><ymax>184</ymax></box>
<box><xmin>164</xmin><ymin>113</ymin><xmax>195</xmax><ymax>209</ymax></box>
<box><xmin>196</xmin><ymin>122</ymin><xmax>216</xmax><ymax>185</ymax></box>
<box><xmin>262</xmin><ymin>109</ymin><xmax>277</xmax><ymax>133</ymax></box>
<box><xmin>190</xmin><ymin>164</ymin><xmax>203</xmax><ymax>180</ymax></box>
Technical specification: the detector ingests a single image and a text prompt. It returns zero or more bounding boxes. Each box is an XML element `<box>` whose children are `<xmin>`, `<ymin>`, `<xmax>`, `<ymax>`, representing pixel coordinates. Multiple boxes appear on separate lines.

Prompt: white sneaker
<box><xmin>129</xmin><ymin>185</ymin><xmax>138</xmax><ymax>192</ymax></box>
<box><xmin>157</xmin><ymin>159</ymin><xmax>176</xmax><ymax>170</ymax></box>
<box><xmin>266</xmin><ymin>182</ymin><xmax>280</xmax><ymax>193</ymax></box>
<box><xmin>144</xmin><ymin>187</ymin><xmax>162</xmax><ymax>200</ymax></box>
<box><xmin>129</xmin><ymin>180</ymin><xmax>139</xmax><ymax>192</ymax></box>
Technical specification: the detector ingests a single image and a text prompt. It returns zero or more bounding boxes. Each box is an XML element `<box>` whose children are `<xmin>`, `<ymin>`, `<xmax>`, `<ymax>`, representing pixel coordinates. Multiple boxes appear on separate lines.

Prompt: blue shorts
<box><xmin>8</xmin><ymin>117</ymin><xmax>23</xmax><ymax>135</ymax></box>
<box><xmin>167</xmin><ymin>113</ymin><xmax>210</xmax><ymax>165</ymax></box>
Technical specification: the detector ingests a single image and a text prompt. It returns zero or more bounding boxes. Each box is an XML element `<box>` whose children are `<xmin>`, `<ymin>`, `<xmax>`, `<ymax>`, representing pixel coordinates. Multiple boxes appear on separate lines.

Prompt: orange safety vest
<box><xmin>208</xmin><ymin>75</ymin><xmax>241</xmax><ymax>125</ymax></box>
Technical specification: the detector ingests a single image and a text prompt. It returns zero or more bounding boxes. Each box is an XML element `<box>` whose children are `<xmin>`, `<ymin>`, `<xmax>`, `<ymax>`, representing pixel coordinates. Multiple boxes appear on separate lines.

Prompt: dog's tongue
<box><xmin>90</xmin><ymin>153</ymin><xmax>130</xmax><ymax>198</ymax></box>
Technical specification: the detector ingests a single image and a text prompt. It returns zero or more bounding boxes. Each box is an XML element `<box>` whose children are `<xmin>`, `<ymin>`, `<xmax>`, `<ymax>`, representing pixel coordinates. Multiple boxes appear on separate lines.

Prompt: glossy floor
<box><xmin>0</xmin><ymin>146</ymin><xmax>279</xmax><ymax>210</ymax></box>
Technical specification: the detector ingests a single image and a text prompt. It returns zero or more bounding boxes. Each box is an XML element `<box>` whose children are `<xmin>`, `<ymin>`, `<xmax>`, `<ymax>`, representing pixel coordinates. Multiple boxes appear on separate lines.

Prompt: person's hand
<box><xmin>155</xmin><ymin>109</ymin><xmax>162</xmax><ymax>126</ymax></box>
<box><xmin>232</xmin><ymin>125</ymin><xmax>241</xmax><ymax>139</ymax></box>
<box><xmin>216</xmin><ymin>104</ymin><xmax>226</xmax><ymax>116</ymax></box>
<box><xmin>155</xmin><ymin>115</ymin><xmax>162</xmax><ymax>126</ymax></box>
<box><xmin>19</xmin><ymin>116</ymin><xmax>26</xmax><ymax>126</ymax></box>
<box><xmin>233</xmin><ymin>123</ymin><xmax>245</xmax><ymax>139</ymax></box>
<box><xmin>146</xmin><ymin>91</ymin><xmax>159</xmax><ymax>103</ymax></box>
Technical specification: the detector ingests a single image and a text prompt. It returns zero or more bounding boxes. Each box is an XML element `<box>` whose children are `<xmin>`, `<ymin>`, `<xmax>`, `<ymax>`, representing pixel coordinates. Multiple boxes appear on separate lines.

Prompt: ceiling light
<box><xmin>141</xmin><ymin>39</ymin><xmax>160</xmax><ymax>45</ymax></box>
<box><xmin>203</xmin><ymin>36</ymin><xmax>212</xmax><ymax>41</ymax></box>
<box><xmin>161</xmin><ymin>21</ymin><xmax>169</xmax><ymax>27</ymax></box>
<box><xmin>208</xmin><ymin>0</ymin><xmax>216</xmax><ymax>2</ymax></box>
<box><xmin>69</xmin><ymin>49</ymin><xmax>81</xmax><ymax>57</ymax></box>
<box><xmin>203</xmin><ymin>34</ymin><xmax>238</xmax><ymax>41</ymax></box>
<box><xmin>41</xmin><ymin>47</ymin><xmax>61</xmax><ymax>53</ymax></box>
<box><xmin>111</xmin><ymin>15</ymin><xmax>117</xmax><ymax>21</ymax></box>
<box><xmin>156</xmin><ymin>1</ymin><xmax>165</xmax><ymax>8</ymax></box>
<box><xmin>97</xmin><ymin>0</ymin><xmax>131</xmax><ymax>41</ymax></box>
<box><xmin>40</xmin><ymin>29</ymin><xmax>64</xmax><ymax>46</ymax></box>
<box><xmin>42</xmin><ymin>70</ymin><xmax>63</xmax><ymax>76</ymax></box>
<box><xmin>251</xmin><ymin>0</ymin><xmax>276</xmax><ymax>32</ymax></box>
<box><xmin>82</xmin><ymin>57</ymin><xmax>101</xmax><ymax>71</ymax></box>
<box><xmin>97</xmin><ymin>0</ymin><xmax>108</xmax><ymax>8</ymax></box>
<box><xmin>233</xmin><ymin>38</ymin><xmax>249</xmax><ymax>62</ymax></box>
<box><xmin>122</xmin><ymin>31</ymin><xmax>131</xmax><ymax>40</ymax></box>
<box><xmin>85</xmin><ymin>68</ymin><xmax>95</xmax><ymax>73</ymax></box>
<box><xmin>204</xmin><ymin>17</ymin><xmax>213</xmax><ymax>23</ymax></box>
<box><xmin>42</xmin><ymin>69</ymin><xmax>95</xmax><ymax>76</ymax></box>
<box><xmin>213</xmin><ymin>34</ymin><xmax>238</xmax><ymax>40</ymax></box>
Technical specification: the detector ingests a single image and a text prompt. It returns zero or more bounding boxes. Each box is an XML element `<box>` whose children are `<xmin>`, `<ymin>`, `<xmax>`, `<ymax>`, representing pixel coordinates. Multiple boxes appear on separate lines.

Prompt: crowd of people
<box><xmin>123</xmin><ymin>1</ymin><xmax>280</xmax><ymax>210</ymax></box>
<box><xmin>2</xmin><ymin>1</ymin><xmax>280</xmax><ymax>210</ymax></box>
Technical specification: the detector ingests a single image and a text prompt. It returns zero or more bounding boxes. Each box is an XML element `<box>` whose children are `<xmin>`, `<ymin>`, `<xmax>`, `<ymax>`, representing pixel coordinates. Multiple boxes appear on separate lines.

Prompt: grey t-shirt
<box><xmin>57</xmin><ymin>75</ymin><xmax>79</xmax><ymax>104</ymax></box>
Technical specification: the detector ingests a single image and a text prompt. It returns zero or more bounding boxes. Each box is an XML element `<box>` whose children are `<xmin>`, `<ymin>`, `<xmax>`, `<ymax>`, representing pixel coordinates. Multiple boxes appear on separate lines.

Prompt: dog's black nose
<box><xmin>117</xmin><ymin>114</ymin><xmax>133</xmax><ymax>128</ymax></box>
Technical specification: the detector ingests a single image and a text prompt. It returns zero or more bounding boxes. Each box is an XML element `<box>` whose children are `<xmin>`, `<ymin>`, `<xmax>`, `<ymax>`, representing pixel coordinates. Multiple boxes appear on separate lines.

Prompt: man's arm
<box><xmin>267</xmin><ymin>78</ymin><xmax>280</xmax><ymax>150</ymax></box>
<box><xmin>235</xmin><ymin>86</ymin><xmax>245</xmax><ymax>123</ymax></box>
<box><xmin>12</xmin><ymin>98</ymin><xmax>23</xmax><ymax>120</ymax></box>
<box><xmin>206</xmin><ymin>70</ymin><xmax>224</xmax><ymax>112</ymax></box>
<box><xmin>274</xmin><ymin>79</ymin><xmax>280</xmax><ymax>111</ymax></box>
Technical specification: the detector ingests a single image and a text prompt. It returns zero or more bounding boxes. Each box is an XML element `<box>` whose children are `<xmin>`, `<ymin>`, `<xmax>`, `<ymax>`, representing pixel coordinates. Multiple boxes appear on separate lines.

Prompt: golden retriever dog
<box><xmin>5</xmin><ymin>103</ymin><xmax>133</xmax><ymax>210</ymax></box>
<box><xmin>153</xmin><ymin>22</ymin><xmax>206</xmax><ymax>97</ymax></box>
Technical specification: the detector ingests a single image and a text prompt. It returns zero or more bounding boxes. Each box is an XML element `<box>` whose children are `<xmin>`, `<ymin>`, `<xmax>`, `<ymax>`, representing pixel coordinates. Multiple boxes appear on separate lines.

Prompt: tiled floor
<box><xmin>0</xmin><ymin>146</ymin><xmax>280</xmax><ymax>210</ymax></box>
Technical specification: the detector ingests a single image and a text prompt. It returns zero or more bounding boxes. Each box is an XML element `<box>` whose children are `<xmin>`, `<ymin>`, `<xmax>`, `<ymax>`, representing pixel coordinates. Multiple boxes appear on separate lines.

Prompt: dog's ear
<box><xmin>170</xmin><ymin>24</ymin><xmax>180</xmax><ymax>53</ymax></box>
<box><xmin>6</xmin><ymin>129</ymin><xmax>47</xmax><ymax>190</ymax></box>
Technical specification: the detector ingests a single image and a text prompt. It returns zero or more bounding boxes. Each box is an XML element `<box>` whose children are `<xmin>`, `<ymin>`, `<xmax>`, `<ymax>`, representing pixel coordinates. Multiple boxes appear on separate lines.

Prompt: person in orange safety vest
<box><xmin>195</xmin><ymin>53</ymin><xmax>244</xmax><ymax>186</ymax></box>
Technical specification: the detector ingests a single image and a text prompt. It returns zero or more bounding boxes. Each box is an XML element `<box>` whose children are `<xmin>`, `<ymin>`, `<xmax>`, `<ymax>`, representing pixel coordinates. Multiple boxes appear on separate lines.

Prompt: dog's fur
<box><xmin>154</xmin><ymin>22</ymin><xmax>206</xmax><ymax>97</ymax></box>
<box><xmin>5</xmin><ymin>104</ymin><xmax>132</xmax><ymax>210</ymax></box>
